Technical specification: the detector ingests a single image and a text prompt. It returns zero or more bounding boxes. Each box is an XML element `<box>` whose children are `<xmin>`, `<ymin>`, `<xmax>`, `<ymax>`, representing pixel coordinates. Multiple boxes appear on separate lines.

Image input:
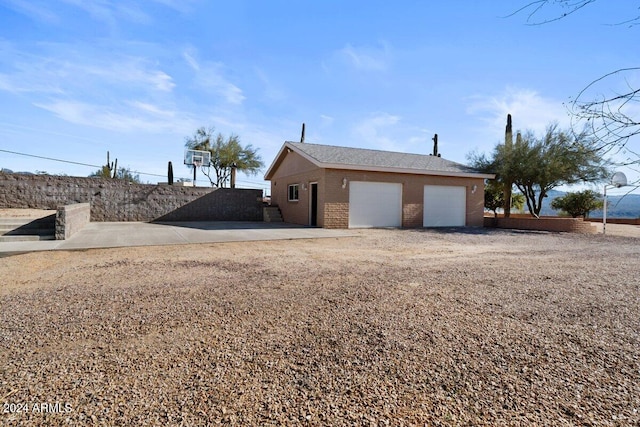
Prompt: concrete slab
<box><xmin>590</xmin><ymin>222</ymin><xmax>640</xmax><ymax>238</ymax></box>
<box><xmin>0</xmin><ymin>221</ymin><xmax>357</xmax><ymax>254</ymax></box>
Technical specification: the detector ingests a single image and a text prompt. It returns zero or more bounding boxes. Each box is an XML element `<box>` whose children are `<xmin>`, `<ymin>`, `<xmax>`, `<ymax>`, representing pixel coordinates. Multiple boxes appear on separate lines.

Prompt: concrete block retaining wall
<box><xmin>56</xmin><ymin>203</ymin><xmax>90</xmax><ymax>240</ymax></box>
<box><xmin>0</xmin><ymin>173</ymin><xmax>263</xmax><ymax>222</ymax></box>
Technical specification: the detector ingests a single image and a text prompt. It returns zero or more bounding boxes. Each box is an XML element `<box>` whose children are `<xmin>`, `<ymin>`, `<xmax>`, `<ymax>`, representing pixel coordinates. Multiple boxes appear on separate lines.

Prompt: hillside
<box><xmin>536</xmin><ymin>190</ymin><xmax>640</xmax><ymax>218</ymax></box>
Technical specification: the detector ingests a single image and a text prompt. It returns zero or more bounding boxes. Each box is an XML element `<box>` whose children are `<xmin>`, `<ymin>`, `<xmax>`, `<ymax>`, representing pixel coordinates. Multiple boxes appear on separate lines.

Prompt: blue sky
<box><xmin>0</xmin><ymin>0</ymin><xmax>638</xmax><ymax>193</ymax></box>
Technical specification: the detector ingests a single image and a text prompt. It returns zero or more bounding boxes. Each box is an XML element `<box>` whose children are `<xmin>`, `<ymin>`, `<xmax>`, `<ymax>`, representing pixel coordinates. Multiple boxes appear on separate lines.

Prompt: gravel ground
<box><xmin>1</xmin><ymin>228</ymin><xmax>639</xmax><ymax>426</ymax></box>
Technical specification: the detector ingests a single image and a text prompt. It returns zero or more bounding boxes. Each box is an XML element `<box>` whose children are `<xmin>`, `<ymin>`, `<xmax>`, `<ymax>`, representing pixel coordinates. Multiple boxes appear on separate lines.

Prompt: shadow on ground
<box><xmin>150</xmin><ymin>221</ymin><xmax>313</xmax><ymax>231</ymax></box>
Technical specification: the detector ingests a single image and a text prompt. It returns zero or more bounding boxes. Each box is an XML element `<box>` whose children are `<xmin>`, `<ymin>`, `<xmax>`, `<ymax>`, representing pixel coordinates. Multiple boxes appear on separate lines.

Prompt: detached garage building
<box><xmin>265</xmin><ymin>142</ymin><xmax>493</xmax><ymax>229</ymax></box>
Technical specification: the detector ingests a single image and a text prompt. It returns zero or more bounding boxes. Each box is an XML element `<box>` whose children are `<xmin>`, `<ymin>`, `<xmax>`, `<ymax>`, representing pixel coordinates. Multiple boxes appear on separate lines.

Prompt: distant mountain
<box><xmin>532</xmin><ymin>190</ymin><xmax>640</xmax><ymax>219</ymax></box>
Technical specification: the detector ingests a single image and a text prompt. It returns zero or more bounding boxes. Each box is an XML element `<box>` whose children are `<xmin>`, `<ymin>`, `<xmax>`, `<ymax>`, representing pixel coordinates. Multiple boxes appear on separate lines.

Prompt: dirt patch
<box><xmin>1</xmin><ymin>229</ymin><xmax>639</xmax><ymax>425</ymax></box>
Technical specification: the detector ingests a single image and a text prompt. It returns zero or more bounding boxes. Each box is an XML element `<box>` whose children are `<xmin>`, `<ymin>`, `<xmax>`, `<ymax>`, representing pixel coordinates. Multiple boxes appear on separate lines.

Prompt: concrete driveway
<box><xmin>0</xmin><ymin>221</ymin><xmax>356</xmax><ymax>254</ymax></box>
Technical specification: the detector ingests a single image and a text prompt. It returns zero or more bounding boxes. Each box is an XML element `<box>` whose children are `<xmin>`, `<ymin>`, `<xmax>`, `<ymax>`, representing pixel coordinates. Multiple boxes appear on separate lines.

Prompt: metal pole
<box><xmin>603</xmin><ymin>185</ymin><xmax>607</xmax><ymax>235</ymax></box>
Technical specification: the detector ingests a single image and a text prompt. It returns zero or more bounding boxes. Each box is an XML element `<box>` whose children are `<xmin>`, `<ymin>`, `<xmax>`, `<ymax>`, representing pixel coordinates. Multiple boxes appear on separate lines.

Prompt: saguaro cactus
<box><xmin>101</xmin><ymin>151</ymin><xmax>117</xmax><ymax>179</ymax></box>
<box><xmin>504</xmin><ymin>114</ymin><xmax>513</xmax><ymax>218</ymax></box>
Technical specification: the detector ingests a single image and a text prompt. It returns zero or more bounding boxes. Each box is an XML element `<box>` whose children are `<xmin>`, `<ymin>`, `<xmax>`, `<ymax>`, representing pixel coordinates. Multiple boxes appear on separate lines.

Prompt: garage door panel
<box><xmin>349</xmin><ymin>182</ymin><xmax>402</xmax><ymax>228</ymax></box>
<box><xmin>423</xmin><ymin>185</ymin><xmax>466</xmax><ymax>227</ymax></box>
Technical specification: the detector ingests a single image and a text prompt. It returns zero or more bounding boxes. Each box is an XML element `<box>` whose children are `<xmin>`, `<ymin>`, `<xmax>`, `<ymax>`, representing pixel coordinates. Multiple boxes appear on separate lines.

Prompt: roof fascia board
<box><xmin>263</xmin><ymin>143</ymin><xmax>290</xmax><ymax>179</ymax></box>
<box><xmin>322</xmin><ymin>163</ymin><xmax>495</xmax><ymax>179</ymax></box>
<box><xmin>264</xmin><ymin>142</ymin><xmax>323</xmax><ymax>179</ymax></box>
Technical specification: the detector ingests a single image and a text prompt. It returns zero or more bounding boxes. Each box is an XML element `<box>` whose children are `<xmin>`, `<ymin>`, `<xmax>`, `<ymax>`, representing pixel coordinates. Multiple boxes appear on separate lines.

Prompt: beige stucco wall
<box><xmin>269</xmin><ymin>151</ymin><xmax>486</xmax><ymax>229</ymax></box>
<box><xmin>270</xmin><ymin>152</ymin><xmax>326</xmax><ymax>226</ymax></box>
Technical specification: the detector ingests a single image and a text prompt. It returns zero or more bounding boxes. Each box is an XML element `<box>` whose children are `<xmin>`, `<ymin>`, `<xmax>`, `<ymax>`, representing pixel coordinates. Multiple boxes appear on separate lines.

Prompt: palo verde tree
<box><xmin>184</xmin><ymin>127</ymin><xmax>264</xmax><ymax>188</ymax></box>
<box><xmin>551</xmin><ymin>189</ymin><xmax>604</xmax><ymax>218</ymax></box>
<box><xmin>470</xmin><ymin>124</ymin><xmax>609</xmax><ymax>218</ymax></box>
<box><xmin>484</xmin><ymin>180</ymin><xmax>525</xmax><ymax>217</ymax></box>
<box><xmin>511</xmin><ymin>1</ymin><xmax>640</xmax><ymax>178</ymax></box>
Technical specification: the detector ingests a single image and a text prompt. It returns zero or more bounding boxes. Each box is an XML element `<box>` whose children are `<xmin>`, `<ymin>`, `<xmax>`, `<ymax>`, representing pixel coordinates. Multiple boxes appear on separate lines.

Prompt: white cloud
<box><xmin>34</xmin><ymin>100</ymin><xmax>196</xmax><ymax>134</ymax></box>
<box><xmin>149</xmin><ymin>0</ymin><xmax>196</xmax><ymax>14</ymax></box>
<box><xmin>0</xmin><ymin>0</ymin><xmax>60</xmax><ymax>23</ymax></box>
<box><xmin>0</xmin><ymin>44</ymin><xmax>175</xmax><ymax>95</ymax></box>
<box><xmin>152</xmin><ymin>71</ymin><xmax>175</xmax><ymax>92</ymax></box>
<box><xmin>467</xmin><ymin>86</ymin><xmax>570</xmax><ymax>138</ymax></box>
<box><xmin>254</xmin><ymin>68</ymin><xmax>287</xmax><ymax>103</ymax></box>
<box><xmin>72</xmin><ymin>57</ymin><xmax>176</xmax><ymax>92</ymax></box>
<box><xmin>320</xmin><ymin>114</ymin><xmax>334</xmax><ymax>126</ymax></box>
<box><xmin>200</xmin><ymin>71</ymin><xmax>245</xmax><ymax>105</ymax></box>
<box><xmin>60</xmin><ymin>0</ymin><xmax>116</xmax><ymax>25</ymax></box>
<box><xmin>128</xmin><ymin>101</ymin><xmax>176</xmax><ymax>118</ymax></box>
<box><xmin>0</xmin><ymin>72</ymin><xmax>64</xmax><ymax>94</ymax></box>
<box><xmin>338</xmin><ymin>42</ymin><xmax>391</xmax><ymax>72</ymax></box>
<box><xmin>351</xmin><ymin>112</ymin><xmax>403</xmax><ymax>151</ymax></box>
<box><xmin>182</xmin><ymin>50</ymin><xmax>200</xmax><ymax>71</ymax></box>
<box><xmin>182</xmin><ymin>48</ymin><xmax>245</xmax><ymax>105</ymax></box>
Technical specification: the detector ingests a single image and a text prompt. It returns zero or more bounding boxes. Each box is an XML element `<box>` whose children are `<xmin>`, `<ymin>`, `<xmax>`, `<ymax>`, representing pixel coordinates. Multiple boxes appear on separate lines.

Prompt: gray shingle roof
<box><xmin>286</xmin><ymin>142</ymin><xmax>480</xmax><ymax>175</ymax></box>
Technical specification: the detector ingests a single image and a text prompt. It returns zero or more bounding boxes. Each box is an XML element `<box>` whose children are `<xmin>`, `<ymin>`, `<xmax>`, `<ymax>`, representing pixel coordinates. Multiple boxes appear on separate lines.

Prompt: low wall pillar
<box><xmin>56</xmin><ymin>203</ymin><xmax>91</xmax><ymax>240</ymax></box>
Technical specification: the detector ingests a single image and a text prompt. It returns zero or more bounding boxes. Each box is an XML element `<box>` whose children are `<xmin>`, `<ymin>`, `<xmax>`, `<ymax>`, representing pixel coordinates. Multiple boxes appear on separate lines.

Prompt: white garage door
<box><xmin>349</xmin><ymin>181</ymin><xmax>402</xmax><ymax>228</ymax></box>
<box><xmin>423</xmin><ymin>185</ymin><xmax>466</xmax><ymax>227</ymax></box>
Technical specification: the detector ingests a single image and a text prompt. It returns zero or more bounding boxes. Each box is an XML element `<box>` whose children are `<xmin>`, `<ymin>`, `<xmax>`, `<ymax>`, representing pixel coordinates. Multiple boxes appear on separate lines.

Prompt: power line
<box><xmin>0</xmin><ymin>148</ymin><xmax>183</xmax><ymax>179</ymax></box>
<box><xmin>1</xmin><ymin>148</ymin><xmax>103</xmax><ymax>169</ymax></box>
<box><xmin>0</xmin><ymin>148</ymin><xmax>272</xmax><ymax>185</ymax></box>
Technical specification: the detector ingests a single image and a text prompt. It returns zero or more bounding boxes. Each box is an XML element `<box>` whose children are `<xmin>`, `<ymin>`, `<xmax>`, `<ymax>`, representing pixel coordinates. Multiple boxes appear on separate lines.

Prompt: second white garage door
<box><xmin>349</xmin><ymin>181</ymin><xmax>402</xmax><ymax>228</ymax></box>
<box><xmin>423</xmin><ymin>185</ymin><xmax>466</xmax><ymax>227</ymax></box>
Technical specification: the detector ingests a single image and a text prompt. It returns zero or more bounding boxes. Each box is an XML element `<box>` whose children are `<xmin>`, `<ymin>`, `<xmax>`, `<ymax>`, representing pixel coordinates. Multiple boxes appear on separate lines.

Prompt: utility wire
<box><xmin>1</xmin><ymin>148</ymin><xmax>270</xmax><ymax>187</ymax></box>
<box><xmin>0</xmin><ymin>148</ymin><xmax>184</xmax><ymax>179</ymax></box>
<box><xmin>1</xmin><ymin>148</ymin><xmax>104</xmax><ymax>169</ymax></box>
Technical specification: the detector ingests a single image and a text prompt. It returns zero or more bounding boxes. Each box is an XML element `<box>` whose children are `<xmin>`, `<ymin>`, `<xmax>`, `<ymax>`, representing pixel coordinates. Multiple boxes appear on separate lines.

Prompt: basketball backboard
<box><xmin>184</xmin><ymin>149</ymin><xmax>211</xmax><ymax>168</ymax></box>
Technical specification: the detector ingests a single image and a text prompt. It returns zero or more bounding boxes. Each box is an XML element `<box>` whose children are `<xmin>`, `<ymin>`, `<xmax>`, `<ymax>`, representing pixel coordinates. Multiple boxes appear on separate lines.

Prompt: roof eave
<box><xmin>265</xmin><ymin>142</ymin><xmax>496</xmax><ymax>180</ymax></box>
<box><xmin>264</xmin><ymin>142</ymin><xmax>322</xmax><ymax>179</ymax></box>
<box><xmin>319</xmin><ymin>163</ymin><xmax>495</xmax><ymax>179</ymax></box>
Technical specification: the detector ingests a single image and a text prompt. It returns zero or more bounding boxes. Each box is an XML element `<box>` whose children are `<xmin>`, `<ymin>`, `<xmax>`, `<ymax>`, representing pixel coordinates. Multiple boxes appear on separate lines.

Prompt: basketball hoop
<box><xmin>184</xmin><ymin>149</ymin><xmax>211</xmax><ymax>187</ymax></box>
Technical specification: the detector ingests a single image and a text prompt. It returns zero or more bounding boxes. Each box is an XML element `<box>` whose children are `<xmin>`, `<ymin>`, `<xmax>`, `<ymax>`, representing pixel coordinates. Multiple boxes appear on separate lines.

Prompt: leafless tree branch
<box><xmin>510</xmin><ymin>2</ymin><xmax>640</xmax><ymax>175</ymax></box>
<box><xmin>504</xmin><ymin>0</ymin><xmax>597</xmax><ymax>25</ymax></box>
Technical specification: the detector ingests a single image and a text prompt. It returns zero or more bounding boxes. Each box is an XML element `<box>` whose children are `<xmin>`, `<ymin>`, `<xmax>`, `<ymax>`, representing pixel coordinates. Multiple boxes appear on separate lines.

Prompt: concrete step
<box><xmin>0</xmin><ymin>234</ymin><xmax>56</xmax><ymax>242</ymax></box>
<box><xmin>263</xmin><ymin>206</ymin><xmax>283</xmax><ymax>222</ymax></box>
<box><xmin>0</xmin><ymin>222</ymin><xmax>55</xmax><ymax>230</ymax></box>
<box><xmin>1</xmin><ymin>228</ymin><xmax>55</xmax><ymax>236</ymax></box>
<box><xmin>0</xmin><ymin>215</ymin><xmax>56</xmax><ymax>239</ymax></box>
<box><xmin>0</xmin><ymin>217</ymin><xmax>55</xmax><ymax>225</ymax></box>
<box><xmin>0</xmin><ymin>210</ymin><xmax>56</xmax><ymax>220</ymax></box>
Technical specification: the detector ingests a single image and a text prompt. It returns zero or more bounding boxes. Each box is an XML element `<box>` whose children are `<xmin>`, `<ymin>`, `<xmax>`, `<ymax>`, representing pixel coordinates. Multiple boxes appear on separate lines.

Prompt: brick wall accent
<box><xmin>55</xmin><ymin>203</ymin><xmax>90</xmax><ymax>240</ymax></box>
<box><xmin>402</xmin><ymin>203</ymin><xmax>422</xmax><ymax>228</ymax></box>
<box><xmin>484</xmin><ymin>216</ymin><xmax>597</xmax><ymax>234</ymax></box>
<box><xmin>323</xmin><ymin>202</ymin><xmax>349</xmax><ymax>228</ymax></box>
<box><xmin>0</xmin><ymin>173</ymin><xmax>263</xmax><ymax>222</ymax></box>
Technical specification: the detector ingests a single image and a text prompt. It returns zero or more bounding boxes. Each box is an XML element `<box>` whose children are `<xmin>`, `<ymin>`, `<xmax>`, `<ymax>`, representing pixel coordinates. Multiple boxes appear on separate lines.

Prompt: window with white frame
<box><xmin>288</xmin><ymin>184</ymin><xmax>299</xmax><ymax>201</ymax></box>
